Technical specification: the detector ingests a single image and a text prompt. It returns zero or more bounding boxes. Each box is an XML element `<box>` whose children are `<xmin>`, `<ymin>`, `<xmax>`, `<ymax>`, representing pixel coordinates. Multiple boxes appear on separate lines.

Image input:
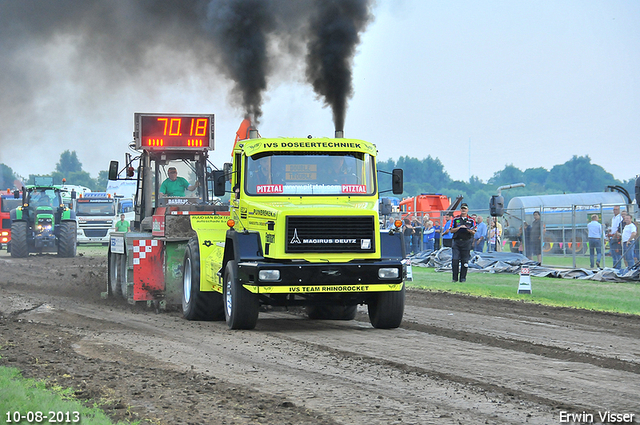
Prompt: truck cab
<box><xmin>1</xmin><ymin>190</ymin><xmax>22</xmax><ymax>250</ymax></box>
<box><xmin>203</xmin><ymin>134</ymin><xmax>406</xmax><ymax>329</ymax></box>
<box><xmin>75</xmin><ymin>192</ymin><xmax>135</xmax><ymax>245</ymax></box>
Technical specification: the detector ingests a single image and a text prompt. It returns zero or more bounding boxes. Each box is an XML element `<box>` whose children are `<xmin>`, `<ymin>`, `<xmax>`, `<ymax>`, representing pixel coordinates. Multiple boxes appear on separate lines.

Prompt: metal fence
<box><xmin>385</xmin><ymin>202</ymin><xmax>636</xmax><ymax>268</ymax></box>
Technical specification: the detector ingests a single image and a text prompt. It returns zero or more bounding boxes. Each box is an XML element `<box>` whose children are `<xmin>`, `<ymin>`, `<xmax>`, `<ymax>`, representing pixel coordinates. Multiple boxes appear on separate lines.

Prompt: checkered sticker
<box><xmin>132</xmin><ymin>239</ymin><xmax>159</xmax><ymax>264</ymax></box>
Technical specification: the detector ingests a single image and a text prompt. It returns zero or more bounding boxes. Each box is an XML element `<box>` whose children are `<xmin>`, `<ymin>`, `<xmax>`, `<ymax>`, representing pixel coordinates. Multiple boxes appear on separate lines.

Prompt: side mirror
<box><xmin>108</xmin><ymin>161</ymin><xmax>119</xmax><ymax>180</ymax></box>
<box><xmin>71</xmin><ymin>189</ymin><xmax>76</xmax><ymax>200</ymax></box>
<box><xmin>392</xmin><ymin>169</ymin><xmax>403</xmax><ymax>195</ymax></box>
<box><xmin>213</xmin><ymin>170</ymin><xmax>226</xmax><ymax>197</ymax></box>
<box><xmin>223</xmin><ymin>163</ymin><xmax>233</xmax><ymax>182</ymax></box>
<box><xmin>13</xmin><ymin>190</ymin><xmax>20</xmax><ymax>199</ymax></box>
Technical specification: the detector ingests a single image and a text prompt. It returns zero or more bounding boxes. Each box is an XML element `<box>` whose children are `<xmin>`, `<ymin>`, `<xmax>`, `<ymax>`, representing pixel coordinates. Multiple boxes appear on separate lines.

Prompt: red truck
<box><xmin>1</xmin><ymin>190</ymin><xmax>22</xmax><ymax>250</ymax></box>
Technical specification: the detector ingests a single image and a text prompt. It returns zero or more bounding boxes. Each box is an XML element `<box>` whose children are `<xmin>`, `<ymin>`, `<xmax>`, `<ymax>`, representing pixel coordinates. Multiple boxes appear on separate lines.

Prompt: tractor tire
<box><xmin>120</xmin><ymin>255</ymin><xmax>129</xmax><ymax>300</ymax></box>
<box><xmin>307</xmin><ymin>305</ymin><xmax>357</xmax><ymax>320</ymax></box>
<box><xmin>57</xmin><ymin>221</ymin><xmax>77</xmax><ymax>257</ymax></box>
<box><xmin>368</xmin><ymin>284</ymin><xmax>405</xmax><ymax>329</ymax></box>
<box><xmin>182</xmin><ymin>238</ymin><xmax>224</xmax><ymax>321</ymax></box>
<box><xmin>10</xmin><ymin>221</ymin><xmax>28</xmax><ymax>258</ymax></box>
<box><xmin>108</xmin><ymin>251</ymin><xmax>126</xmax><ymax>299</ymax></box>
<box><xmin>107</xmin><ymin>249</ymin><xmax>122</xmax><ymax>298</ymax></box>
<box><xmin>223</xmin><ymin>260</ymin><xmax>259</xmax><ymax>330</ymax></box>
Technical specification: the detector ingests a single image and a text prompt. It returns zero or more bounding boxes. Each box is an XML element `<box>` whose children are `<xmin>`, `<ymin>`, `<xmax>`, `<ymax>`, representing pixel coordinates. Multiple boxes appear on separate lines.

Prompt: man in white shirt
<box><xmin>621</xmin><ymin>214</ymin><xmax>637</xmax><ymax>268</ymax></box>
<box><xmin>608</xmin><ymin>206</ymin><xmax>623</xmax><ymax>269</ymax></box>
<box><xmin>587</xmin><ymin>214</ymin><xmax>602</xmax><ymax>268</ymax></box>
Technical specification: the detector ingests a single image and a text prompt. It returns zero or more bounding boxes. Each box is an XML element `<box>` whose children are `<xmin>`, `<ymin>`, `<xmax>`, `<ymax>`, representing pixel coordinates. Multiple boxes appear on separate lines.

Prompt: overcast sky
<box><xmin>1</xmin><ymin>0</ymin><xmax>638</xmax><ymax>185</ymax></box>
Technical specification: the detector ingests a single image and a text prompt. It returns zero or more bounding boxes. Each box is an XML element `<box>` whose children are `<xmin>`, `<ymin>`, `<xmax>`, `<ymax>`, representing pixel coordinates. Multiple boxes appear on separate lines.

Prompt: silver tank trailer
<box><xmin>503</xmin><ymin>192</ymin><xmax>632</xmax><ymax>254</ymax></box>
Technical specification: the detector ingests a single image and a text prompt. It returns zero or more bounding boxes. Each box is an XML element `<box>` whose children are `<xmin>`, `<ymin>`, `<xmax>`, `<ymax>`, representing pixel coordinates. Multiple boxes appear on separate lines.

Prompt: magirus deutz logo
<box><xmin>290</xmin><ymin>228</ymin><xmax>371</xmax><ymax>249</ymax></box>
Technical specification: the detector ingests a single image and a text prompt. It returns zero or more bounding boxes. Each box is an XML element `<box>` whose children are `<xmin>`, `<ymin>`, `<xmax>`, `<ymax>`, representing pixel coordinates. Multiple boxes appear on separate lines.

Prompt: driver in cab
<box><xmin>160</xmin><ymin>167</ymin><xmax>199</xmax><ymax>197</ymax></box>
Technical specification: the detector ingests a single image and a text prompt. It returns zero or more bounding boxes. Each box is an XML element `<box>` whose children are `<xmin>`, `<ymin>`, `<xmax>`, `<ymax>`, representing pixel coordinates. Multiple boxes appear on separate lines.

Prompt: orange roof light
<box><xmin>227</xmin><ymin>219</ymin><xmax>235</xmax><ymax>228</ymax></box>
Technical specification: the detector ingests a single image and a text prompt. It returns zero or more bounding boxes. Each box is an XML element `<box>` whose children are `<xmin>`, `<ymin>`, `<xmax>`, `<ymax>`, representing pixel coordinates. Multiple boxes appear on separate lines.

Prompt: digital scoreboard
<box><xmin>134</xmin><ymin>113</ymin><xmax>215</xmax><ymax>151</ymax></box>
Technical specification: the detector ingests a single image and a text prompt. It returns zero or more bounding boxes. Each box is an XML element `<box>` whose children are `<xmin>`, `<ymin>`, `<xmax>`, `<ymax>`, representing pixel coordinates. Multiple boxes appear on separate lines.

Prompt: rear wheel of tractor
<box><xmin>182</xmin><ymin>238</ymin><xmax>224</xmax><ymax>321</ymax></box>
<box><xmin>368</xmin><ymin>284</ymin><xmax>405</xmax><ymax>329</ymax></box>
<box><xmin>10</xmin><ymin>221</ymin><xmax>28</xmax><ymax>258</ymax></box>
<box><xmin>108</xmin><ymin>250</ymin><xmax>118</xmax><ymax>297</ymax></box>
<box><xmin>307</xmin><ymin>305</ymin><xmax>357</xmax><ymax>320</ymax></box>
<box><xmin>223</xmin><ymin>260</ymin><xmax>259</xmax><ymax>330</ymax></box>
<box><xmin>119</xmin><ymin>254</ymin><xmax>129</xmax><ymax>299</ymax></box>
<box><xmin>57</xmin><ymin>221</ymin><xmax>77</xmax><ymax>257</ymax></box>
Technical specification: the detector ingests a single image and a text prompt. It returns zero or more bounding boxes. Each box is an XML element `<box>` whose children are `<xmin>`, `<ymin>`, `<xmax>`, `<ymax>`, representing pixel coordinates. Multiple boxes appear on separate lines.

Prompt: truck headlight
<box><xmin>259</xmin><ymin>270</ymin><xmax>281</xmax><ymax>281</ymax></box>
<box><xmin>378</xmin><ymin>268</ymin><xmax>399</xmax><ymax>279</ymax></box>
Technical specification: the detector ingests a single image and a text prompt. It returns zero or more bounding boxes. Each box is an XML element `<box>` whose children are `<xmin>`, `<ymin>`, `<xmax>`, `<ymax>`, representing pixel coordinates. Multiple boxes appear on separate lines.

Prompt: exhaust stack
<box><xmin>249</xmin><ymin>128</ymin><xmax>259</xmax><ymax>139</ymax></box>
<box><xmin>335</xmin><ymin>130</ymin><xmax>344</xmax><ymax>138</ymax></box>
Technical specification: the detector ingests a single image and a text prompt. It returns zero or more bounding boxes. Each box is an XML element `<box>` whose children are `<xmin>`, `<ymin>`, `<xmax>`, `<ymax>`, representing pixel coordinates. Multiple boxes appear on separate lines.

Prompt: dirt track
<box><xmin>1</xmin><ymin>252</ymin><xmax>639</xmax><ymax>425</ymax></box>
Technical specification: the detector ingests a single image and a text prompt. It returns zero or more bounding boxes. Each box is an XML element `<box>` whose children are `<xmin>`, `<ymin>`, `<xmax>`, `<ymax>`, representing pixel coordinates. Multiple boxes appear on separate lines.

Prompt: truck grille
<box><xmin>84</xmin><ymin>229</ymin><xmax>109</xmax><ymax>238</ymax></box>
<box><xmin>286</xmin><ymin>216</ymin><xmax>375</xmax><ymax>253</ymax></box>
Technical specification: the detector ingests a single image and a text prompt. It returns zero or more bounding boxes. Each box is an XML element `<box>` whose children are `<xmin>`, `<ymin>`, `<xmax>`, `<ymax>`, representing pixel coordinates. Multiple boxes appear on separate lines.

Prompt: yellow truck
<box><xmin>108</xmin><ymin>113</ymin><xmax>406</xmax><ymax>330</ymax></box>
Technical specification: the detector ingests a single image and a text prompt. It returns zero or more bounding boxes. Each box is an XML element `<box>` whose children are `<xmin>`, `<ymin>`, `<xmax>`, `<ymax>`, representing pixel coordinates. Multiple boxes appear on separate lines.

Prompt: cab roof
<box><xmin>235</xmin><ymin>137</ymin><xmax>378</xmax><ymax>157</ymax></box>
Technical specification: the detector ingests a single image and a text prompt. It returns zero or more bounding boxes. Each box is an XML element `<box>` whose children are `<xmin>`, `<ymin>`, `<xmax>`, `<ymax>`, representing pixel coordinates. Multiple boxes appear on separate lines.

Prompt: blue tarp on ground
<box><xmin>409</xmin><ymin>248</ymin><xmax>640</xmax><ymax>283</ymax></box>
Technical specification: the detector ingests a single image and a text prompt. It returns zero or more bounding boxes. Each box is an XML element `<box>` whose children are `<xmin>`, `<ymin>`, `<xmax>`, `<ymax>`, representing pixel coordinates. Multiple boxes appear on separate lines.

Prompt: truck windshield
<box><xmin>245</xmin><ymin>152</ymin><xmax>375</xmax><ymax>196</ymax></box>
<box><xmin>76</xmin><ymin>201</ymin><xmax>116</xmax><ymax>216</ymax></box>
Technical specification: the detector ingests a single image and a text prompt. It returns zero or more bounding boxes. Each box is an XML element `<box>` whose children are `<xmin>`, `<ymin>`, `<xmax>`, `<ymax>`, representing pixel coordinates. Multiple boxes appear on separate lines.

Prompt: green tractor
<box><xmin>9</xmin><ymin>185</ymin><xmax>77</xmax><ymax>257</ymax></box>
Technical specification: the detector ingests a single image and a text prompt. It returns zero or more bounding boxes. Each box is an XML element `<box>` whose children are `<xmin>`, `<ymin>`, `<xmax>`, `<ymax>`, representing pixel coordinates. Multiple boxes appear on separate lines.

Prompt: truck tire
<box><xmin>57</xmin><ymin>221</ymin><xmax>77</xmax><ymax>257</ymax></box>
<box><xmin>307</xmin><ymin>305</ymin><xmax>357</xmax><ymax>320</ymax></box>
<box><xmin>10</xmin><ymin>221</ymin><xmax>28</xmax><ymax>258</ymax></box>
<box><xmin>182</xmin><ymin>238</ymin><xmax>224</xmax><ymax>321</ymax></box>
<box><xmin>368</xmin><ymin>285</ymin><xmax>405</xmax><ymax>329</ymax></box>
<box><xmin>223</xmin><ymin>260</ymin><xmax>259</xmax><ymax>330</ymax></box>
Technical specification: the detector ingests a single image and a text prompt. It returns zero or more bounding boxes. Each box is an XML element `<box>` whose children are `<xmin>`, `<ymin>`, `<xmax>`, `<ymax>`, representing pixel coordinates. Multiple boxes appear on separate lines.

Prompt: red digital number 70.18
<box><xmin>157</xmin><ymin>118</ymin><xmax>207</xmax><ymax>137</ymax></box>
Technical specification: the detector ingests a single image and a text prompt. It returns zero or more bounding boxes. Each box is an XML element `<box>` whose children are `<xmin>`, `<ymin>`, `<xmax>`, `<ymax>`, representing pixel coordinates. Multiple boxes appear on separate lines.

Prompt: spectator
<box><xmin>423</xmin><ymin>219</ymin><xmax>435</xmax><ymax>251</ymax></box>
<box><xmin>621</xmin><ymin>214</ymin><xmax>637</xmax><ymax>268</ymax></box>
<box><xmin>587</xmin><ymin>214</ymin><xmax>602</xmax><ymax>268</ymax></box>
<box><xmin>441</xmin><ymin>212</ymin><xmax>454</xmax><ymax>248</ymax></box>
<box><xmin>529</xmin><ymin>211</ymin><xmax>543</xmax><ymax>262</ymax></box>
<box><xmin>433</xmin><ymin>219</ymin><xmax>442</xmax><ymax>251</ymax></box>
<box><xmin>403</xmin><ymin>218</ymin><xmax>414</xmax><ymax>256</ymax></box>
<box><xmin>412</xmin><ymin>218</ymin><xmax>422</xmax><ymax>253</ymax></box>
<box><xmin>473</xmin><ymin>215</ymin><xmax>487</xmax><ymax>252</ymax></box>
<box><xmin>488</xmin><ymin>218</ymin><xmax>502</xmax><ymax>252</ymax></box>
<box><xmin>608</xmin><ymin>206</ymin><xmax>623</xmax><ymax>269</ymax></box>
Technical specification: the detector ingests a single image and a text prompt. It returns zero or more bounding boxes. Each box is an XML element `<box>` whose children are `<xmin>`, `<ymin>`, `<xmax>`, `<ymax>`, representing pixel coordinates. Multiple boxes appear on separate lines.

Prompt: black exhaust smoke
<box><xmin>205</xmin><ymin>0</ymin><xmax>276</xmax><ymax>125</ymax></box>
<box><xmin>0</xmin><ymin>0</ymin><xmax>373</xmax><ymax>139</ymax></box>
<box><xmin>305</xmin><ymin>0</ymin><xmax>373</xmax><ymax>133</ymax></box>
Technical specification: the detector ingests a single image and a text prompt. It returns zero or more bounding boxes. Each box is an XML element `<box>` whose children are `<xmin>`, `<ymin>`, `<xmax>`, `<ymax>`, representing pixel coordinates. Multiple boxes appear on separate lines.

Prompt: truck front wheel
<box><xmin>182</xmin><ymin>239</ymin><xmax>224</xmax><ymax>321</ymax></box>
<box><xmin>368</xmin><ymin>285</ymin><xmax>405</xmax><ymax>329</ymax></box>
<box><xmin>223</xmin><ymin>260</ymin><xmax>259</xmax><ymax>330</ymax></box>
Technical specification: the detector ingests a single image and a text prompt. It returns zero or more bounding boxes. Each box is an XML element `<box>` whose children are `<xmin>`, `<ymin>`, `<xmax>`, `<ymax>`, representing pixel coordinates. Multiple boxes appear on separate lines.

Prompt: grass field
<box><xmin>0</xmin><ymin>367</ymin><xmax>132</xmax><ymax>425</ymax></box>
<box><xmin>408</xmin><ymin>266</ymin><xmax>640</xmax><ymax>315</ymax></box>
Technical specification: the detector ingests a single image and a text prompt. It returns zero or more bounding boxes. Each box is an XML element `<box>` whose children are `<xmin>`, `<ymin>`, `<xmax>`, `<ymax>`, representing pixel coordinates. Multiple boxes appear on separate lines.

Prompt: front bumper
<box><xmin>236</xmin><ymin>260</ymin><xmax>405</xmax><ymax>294</ymax></box>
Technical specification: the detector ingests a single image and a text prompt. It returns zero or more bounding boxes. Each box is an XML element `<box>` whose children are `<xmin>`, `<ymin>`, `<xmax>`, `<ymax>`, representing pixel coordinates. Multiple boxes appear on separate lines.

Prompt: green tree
<box><xmin>0</xmin><ymin>163</ymin><xmax>18</xmax><ymax>190</ymax></box>
<box><xmin>56</xmin><ymin>150</ymin><xmax>83</xmax><ymax>174</ymax></box>
<box><xmin>488</xmin><ymin>164</ymin><xmax>524</xmax><ymax>187</ymax></box>
<box><xmin>96</xmin><ymin>170</ymin><xmax>109</xmax><ymax>191</ymax></box>
<box><xmin>548</xmin><ymin>155</ymin><xmax>615</xmax><ymax>193</ymax></box>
